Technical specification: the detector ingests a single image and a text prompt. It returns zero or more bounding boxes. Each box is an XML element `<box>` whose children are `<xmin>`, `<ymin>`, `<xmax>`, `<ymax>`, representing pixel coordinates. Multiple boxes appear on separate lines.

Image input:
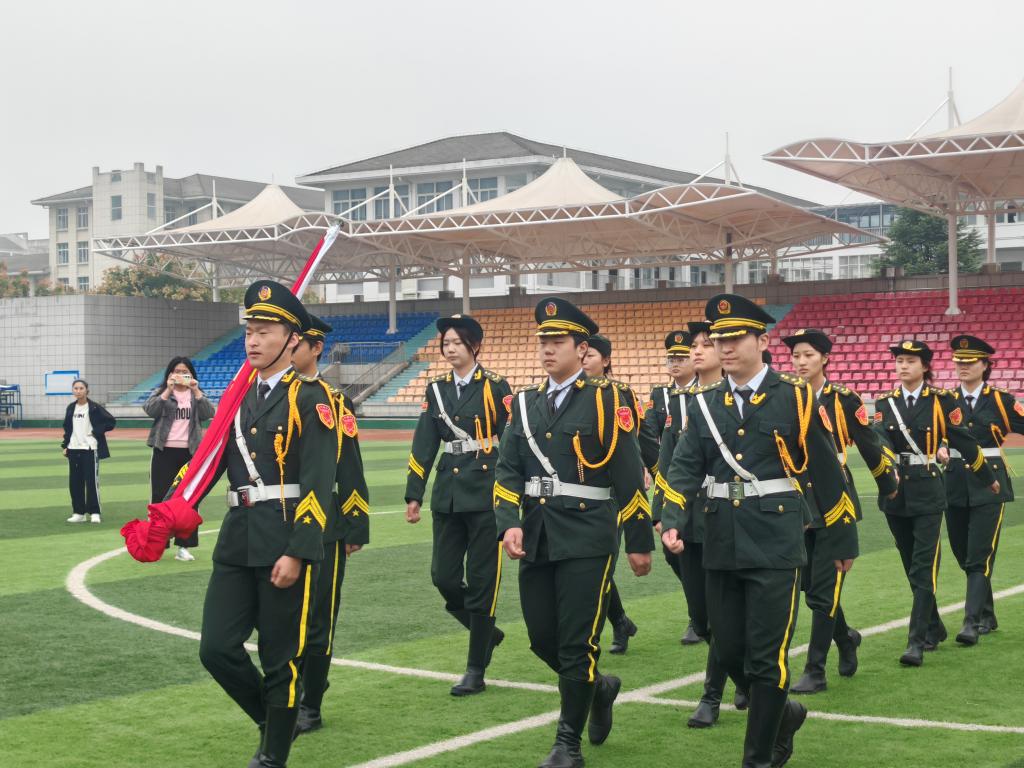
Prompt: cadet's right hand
<box><xmin>62</xmin><ymin>448</ymin><xmax>67</xmax><ymax>457</ymax></box>
<box><xmin>405</xmin><ymin>501</ymin><xmax>421</xmax><ymax>524</ymax></box>
<box><xmin>991</xmin><ymin>480</ymin><xmax>1001</xmax><ymax>495</ymax></box>
<box><xmin>502</xmin><ymin>527</ymin><xmax>526</xmax><ymax>560</ymax></box>
<box><xmin>936</xmin><ymin>446</ymin><xmax>950</xmax><ymax>465</ymax></box>
<box><xmin>661</xmin><ymin>528</ymin><xmax>684</xmax><ymax>555</ymax></box>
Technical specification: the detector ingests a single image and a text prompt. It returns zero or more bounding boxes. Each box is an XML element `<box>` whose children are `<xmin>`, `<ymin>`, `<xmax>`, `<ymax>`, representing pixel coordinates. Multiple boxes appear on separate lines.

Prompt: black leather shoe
<box><xmin>789</xmin><ymin>668</ymin><xmax>826</xmax><ymax>695</ymax></box>
<box><xmin>587</xmin><ymin>674</ymin><xmax>621</xmax><ymax>745</ymax></box>
<box><xmin>733</xmin><ymin>688</ymin><xmax>749</xmax><ymax>711</ymax></box>
<box><xmin>899</xmin><ymin>645</ymin><xmax>924</xmax><ymax>667</ymax></box>
<box><xmin>837</xmin><ymin>628</ymin><xmax>861</xmax><ymax>677</ymax></box>
<box><xmin>687</xmin><ymin>700</ymin><xmax>719</xmax><ymax>728</ymax></box>
<box><xmin>451</xmin><ymin>667</ymin><xmax>486</xmax><ymax>696</ymax></box>
<box><xmin>538</xmin><ymin>744</ymin><xmax>584</xmax><ymax>768</ymax></box>
<box><xmin>771</xmin><ymin>700</ymin><xmax>808</xmax><ymax>767</ymax></box>
<box><xmin>955</xmin><ymin>621</ymin><xmax>979</xmax><ymax>646</ymax></box>
<box><xmin>681</xmin><ymin>622</ymin><xmax>702</xmax><ymax>645</ymax></box>
<box><xmin>609</xmin><ymin>617</ymin><xmax>637</xmax><ymax>655</ymax></box>
<box><xmin>294</xmin><ymin>705</ymin><xmax>322</xmax><ymax>735</ymax></box>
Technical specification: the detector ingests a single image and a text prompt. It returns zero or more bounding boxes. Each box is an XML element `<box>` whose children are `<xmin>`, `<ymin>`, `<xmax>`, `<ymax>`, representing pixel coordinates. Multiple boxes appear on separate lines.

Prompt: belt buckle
<box><xmin>727</xmin><ymin>482</ymin><xmax>745</xmax><ymax>501</ymax></box>
<box><xmin>238</xmin><ymin>487</ymin><xmax>255</xmax><ymax>507</ymax></box>
<box><xmin>451</xmin><ymin>441</ymin><xmax>464</xmax><ymax>455</ymax></box>
<box><xmin>540</xmin><ymin>478</ymin><xmax>555</xmax><ymax>496</ymax></box>
<box><xmin>899</xmin><ymin>454</ymin><xmax>912</xmax><ymax>467</ymax></box>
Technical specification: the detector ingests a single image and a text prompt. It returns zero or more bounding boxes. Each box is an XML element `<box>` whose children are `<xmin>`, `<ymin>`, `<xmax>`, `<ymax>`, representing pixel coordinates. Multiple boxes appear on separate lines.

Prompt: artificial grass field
<box><xmin>2</xmin><ymin>436</ymin><xmax>1024</xmax><ymax>768</ymax></box>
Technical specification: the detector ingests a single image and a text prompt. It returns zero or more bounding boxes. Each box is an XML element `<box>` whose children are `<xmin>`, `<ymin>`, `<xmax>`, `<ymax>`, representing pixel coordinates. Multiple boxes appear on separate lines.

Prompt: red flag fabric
<box><xmin>121</xmin><ymin>224</ymin><xmax>342</xmax><ymax>561</ymax></box>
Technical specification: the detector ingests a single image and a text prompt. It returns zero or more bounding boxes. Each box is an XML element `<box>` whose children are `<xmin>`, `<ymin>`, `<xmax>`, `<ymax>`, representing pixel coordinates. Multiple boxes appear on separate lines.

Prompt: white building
<box><xmin>31</xmin><ymin>164</ymin><xmax>321</xmax><ymax>292</ymax></box>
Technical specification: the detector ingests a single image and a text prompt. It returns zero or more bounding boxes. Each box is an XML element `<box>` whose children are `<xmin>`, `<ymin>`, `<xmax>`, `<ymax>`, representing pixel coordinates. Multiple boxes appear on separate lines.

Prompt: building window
<box><xmin>56</xmin><ymin>208</ymin><xmax>68</xmax><ymax>231</ymax></box>
<box><xmin>505</xmin><ymin>174</ymin><xmax>528</xmax><ymax>194</ymax></box>
<box><xmin>147</xmin><ymin>193</ymin><xmax>157</xmax><ymax>219</ymax></box>
<box><xmin>77</xmin><ymin>241</ymin><xmax>89</xmax><ymax>264</ymax></box>
<box><xmin>469</xmin><ymin>177</ymin><xmax>498</xmax><ymax>203</ymax></box>
<box><xmin>76</xmin><ymin>206</ymin><xmax>89</xmax><ymax>229</ymax></box>
<box><xmin>164</xmin><ymin>204</ymin><xmax>176</xmax><ymax>223</ymax></box>
<box><xmin>416</xmin><ymin>181</ymin><xmax>454</xmax><ymax>213</ymax></box>
<box><xmin>373</xmin><ymin>185</ymin><xmax>410</xmax><ymax>219</ymax></box>
<box><xmin>111</xmin><ymin>195</ymin><xmax>122</xmax><ymax>221</ymax></box>
<box><xmin>57</xmin><ymin>243</ymin><xmax>69</xmax><ymax>265</ymax></box>
<box><xmin>332</xmin><ymin>188</ymin><xmax>367</xmax><ymax>220</ymax></box>
<box><xmin>110</xmin><ymin>171</ymin><xmax>121</xmax><ymax>183</ymax></box>
<box><xmin>58</xmin><ymin>277</ymin><xmax>70</xmax><ymax>288</ymax></box>
<box><xmin>77</xmin><ymin>277</ymin><xmax>89</xmax><ymax>292</ymax></box>
<box><xmin>186</xmin><ymin>205</ymin><xmax>198</xmax><ymax>226</ymax></box>
<box><xmin>146</xmin><ymin>172</ymin><xmax>156</xmax><ymax>184</ymax></box>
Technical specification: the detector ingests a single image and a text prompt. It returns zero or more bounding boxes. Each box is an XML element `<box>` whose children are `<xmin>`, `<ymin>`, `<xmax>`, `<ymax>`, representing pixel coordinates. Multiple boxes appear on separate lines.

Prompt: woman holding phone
<box><xmin>144</xmin><ymin>356</ymin><xmax>215</xmax><ymax>561</ymax></box>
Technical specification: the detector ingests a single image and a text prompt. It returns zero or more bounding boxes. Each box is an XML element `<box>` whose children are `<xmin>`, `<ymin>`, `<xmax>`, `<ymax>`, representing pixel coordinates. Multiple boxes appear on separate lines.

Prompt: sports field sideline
<box><xmin>2</xmin><ymin>435</ymin><xmax>1023</xmax><ymax>768</ymax></box>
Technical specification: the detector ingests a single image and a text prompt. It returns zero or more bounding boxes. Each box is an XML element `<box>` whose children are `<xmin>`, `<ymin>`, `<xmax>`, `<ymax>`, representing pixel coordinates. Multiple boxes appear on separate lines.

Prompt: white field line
<box><xmin>66</xmin><ymin>542</ymin><xmax>1024</xmax><ymax>768</ymax></box>
<box><xmin>64</xmin><ymin>538</ymin><xmax>556</xmax><ymax>694</ymax></box>
<box><xmin>630</xmin><ymin>694</ymin><xmax>1024</xmax><ymax>735</ymax></box>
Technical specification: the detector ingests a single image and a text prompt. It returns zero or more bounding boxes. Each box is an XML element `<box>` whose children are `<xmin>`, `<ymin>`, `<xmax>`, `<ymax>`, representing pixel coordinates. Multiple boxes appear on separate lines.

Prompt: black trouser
<box><xmin>67</xmin><ymin>449</ymin><xmax>100</xmax><ymax>515</ymax></box>
<box><xmin>431</xmin><ymin>509</ymin><xmax>502</xmax><ymax>619</ymax></box>
<box><xmin>519</xmin><ymin>531</ymin><xmax>614</xmax><ymax>682</ymax></box>
<box><xmin>302</xmin><ymin>538</ymin><xmax>348</xmax><ymax>711</ymax></box>
<box><xmin>680</xmin><ymin>540</ymin><xmax>709</xmax><ymax>637</ymax></box>
<box><xmin>199</xmin><ymin>560</ymin><xmax>318</xmax><ymax>722</ymax></box>
<box><xmin>150</xmin><ymin>446</ymin><xmax>198</xmax><ymax>547</ymax></box>
<box><xmin>885</xmin><ymin>513</ymin><xmax>945</xmax><ymax>644</ymax></box>
<box><xmin>946</xmin><ymin>502</ymin><xmax>1005</xmax><ymax>578</ymax></box>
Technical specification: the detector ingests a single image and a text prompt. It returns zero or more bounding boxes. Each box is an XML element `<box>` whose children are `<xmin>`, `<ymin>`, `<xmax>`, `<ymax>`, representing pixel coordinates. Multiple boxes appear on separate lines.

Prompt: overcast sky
<box><xmin>1</xmin><ymin>0</ymin><xmax>1020</xmax><ymax>236</ymax></box>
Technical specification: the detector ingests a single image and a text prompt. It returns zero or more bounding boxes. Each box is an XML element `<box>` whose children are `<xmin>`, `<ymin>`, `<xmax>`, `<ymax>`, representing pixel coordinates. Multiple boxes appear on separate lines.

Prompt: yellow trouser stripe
<box><xmin>326</xmin><ymin>543</ymin><xmax>341</xmax><ymax>655</ymax></box>
<box><xmin>287</xmin><ymin>565</ymin><xmax>314</xmax><ymax>707</ymax></box>
<box><xmin>985</xmin><ymin>504</ymin><xmax>1006</xmax><ymax>578</ymax></box>
<box><xmin>931</xmin><ymin>519</ymin><xmax>943</xmax><ymax>594</ymax></box>
<box><xmin>489</xmin><ymin>543</ymin><xmax>503</xmax><ymax>618</ymax></box>
<box><xmin>829</xmin><ymin>570</ymin><xmax>844</xmax><ymax>618</ymax></box>
<box><xmin>585</xmin><ymin>555</ymin><xmax>614</xmax><ymax>683</ymax></box>
<box><xmin>777</xmin><ymin>569</ymin><xmax>799</xmax><ymax>690</ymax></box>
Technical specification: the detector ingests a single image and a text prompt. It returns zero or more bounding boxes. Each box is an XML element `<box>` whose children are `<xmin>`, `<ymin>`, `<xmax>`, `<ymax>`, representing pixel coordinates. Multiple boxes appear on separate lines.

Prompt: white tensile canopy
<box><xmin>765</xmin><ymin>77</ymin><xmax>1024</xmax><ymax>314</ymax></box>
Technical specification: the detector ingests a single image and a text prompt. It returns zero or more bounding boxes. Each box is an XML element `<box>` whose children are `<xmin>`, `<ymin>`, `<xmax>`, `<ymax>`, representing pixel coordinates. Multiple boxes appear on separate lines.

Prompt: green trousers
<box><xmin>431</xmin><ymin>509</ymin><xmax>502</xmax><ymax>618</ymax></box>
<box><xmin>199</xmin><ymin>561</ymin><xmax>318</xmax><ymax>721</ymax></box>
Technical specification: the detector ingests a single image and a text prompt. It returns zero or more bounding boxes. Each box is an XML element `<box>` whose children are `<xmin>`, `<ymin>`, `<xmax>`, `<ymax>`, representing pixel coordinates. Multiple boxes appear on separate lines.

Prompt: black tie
<box><xmin>735</xmin><ymin>386</ymin><xmax>751</xmax><ymax>415</ymax></box>
<box><xmin>906</xmin><ymin>395</ymin><xmax>915</xmax><ymax>410</ymax></box>
<box><xmin>965</xmin><ymin>395</ymin><xmax>975</xmax><ymax>415</ymax></box>
<box><xmin>456</xmin><ymin>382</ymin><xmax>464</xmax><ymax>400</ymax></box>
<box><xmin>547</xmin><ymin>388</ymin><xmax>561</xmax><ymax>415</ymax></box>
<box><xmin>258</xmin><ymin>382</ymin><xmax>271</xmax><ymax>402</ymax></box>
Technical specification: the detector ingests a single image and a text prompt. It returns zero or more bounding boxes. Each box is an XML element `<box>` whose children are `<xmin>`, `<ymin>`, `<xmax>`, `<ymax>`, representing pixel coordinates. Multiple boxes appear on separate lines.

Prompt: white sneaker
<box><xmin>90</xmin><ymin>514</ymin><xmax>101</xmax><ymax>524</ymax></box>
<box><xmin>66</xmin><ymin>513</ymin><xmax>87</xmax><ymax>523</ymax></box>
<box><xmin>175</xmin><ymin>547</ymin><xmax>195</xmax><ymax>562</ymax></box>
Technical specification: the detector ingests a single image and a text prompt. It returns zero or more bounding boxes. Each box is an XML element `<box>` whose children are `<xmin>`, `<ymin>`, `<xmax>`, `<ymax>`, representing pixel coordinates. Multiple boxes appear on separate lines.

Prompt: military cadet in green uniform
<box><xmin>940</xmin><ymin>335</ymin><xmax>1024</xmax><ymax>645</ymax></box>
<box><xmin>582</xmin><ymin>333</ymin><xmax>655</xmax><ymax>654</ymax></box>
<box><xmin>783</xmin><ymin>329</ymin><xmax>899</xmax><ymax>694</ymax></box>
<box><xmin>198</xmin><ymin>281</ymin><xmax>340</xmax><ymax>768</ymax></box>
<box><xmin>288</xmin><ymin>315</ymin><xmax>370</xmax><ymax>735</ymax></box>
<box><xmin>405</xmin><ymin>315</ymin><xmax>513</xmax><ymax>696</ymax></box>
<box><xmin>495</xmin><ymin>297</ymin><xmax>653</xmax><ymax>768</ymax></box>
<box><xmin>646</xmin><ymin>330</ymin><xmax>706</xmax><ymax>645</ymax></box>
<box><xmin>661</xmin><ymin>294</ymin><xmax>857</xmax><ymax>768</ymax></box>
<box><xmin>874</xmin><ymin>339</ymin><xmax>998</xmax><ymax>667</ymax></box>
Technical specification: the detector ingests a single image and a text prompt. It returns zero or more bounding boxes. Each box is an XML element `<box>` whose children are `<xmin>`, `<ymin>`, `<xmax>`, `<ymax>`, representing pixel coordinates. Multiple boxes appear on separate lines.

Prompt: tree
<box><xmin>876</xmin><ymin>207</ymin><xmax>982</xmax><ymax>276</ymax></box>
<box><xmin>0</xmin><ymin>264</ymin><xmax>32</xmax><ymax>298</ymax></box>
<box><xmin>96</xmin><ymin>254</ymin><xmax>211</xmax><ymax>301</ymax></box>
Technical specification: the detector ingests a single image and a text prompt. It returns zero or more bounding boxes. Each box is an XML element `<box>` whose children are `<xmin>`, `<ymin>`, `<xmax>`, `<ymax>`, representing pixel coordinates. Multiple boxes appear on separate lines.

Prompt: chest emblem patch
<box><xmin>948</xmin><ymin>407</ymin><xmax>963</xmax><ymax>426</ymax></box>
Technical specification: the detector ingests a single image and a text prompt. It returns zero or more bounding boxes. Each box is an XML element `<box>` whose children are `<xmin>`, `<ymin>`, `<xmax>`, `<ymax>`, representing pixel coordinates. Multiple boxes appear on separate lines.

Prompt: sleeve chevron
<box><xmin>342</xmin><ymin>490</ymin><xmax>369</xmax><ymax>517</ymax></box>
<box><xmin>296</xmin><ymin>491</ymin><xmax>328</xmax><ymax>531</ymax></box>
<box><xmin>408</xmin><ymin>454</ymin><xmax>426</xmax><ymax>479</ymax></box>
<box><xmin>822</xmin><ymin>492</ymin><xmax>855</xmax><ymax>527</ymax></box>
<box><xmin>493</xmin><ymin>482</ymin><xmax>521</xmax><ymax>508</ymax></box>
<box><xmin>618</xmin><ymin>490</ymin><xmax>651</xmax><ymax>523</ymax></box>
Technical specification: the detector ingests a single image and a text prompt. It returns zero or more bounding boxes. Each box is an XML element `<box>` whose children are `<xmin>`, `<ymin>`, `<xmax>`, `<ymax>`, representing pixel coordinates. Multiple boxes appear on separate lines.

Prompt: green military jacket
<box><xmin>943</xmin><ymin>385</ymin><xmax>1024</xmax><ymax>507</ymax></box>
<box><xmin>874</xmin><ymin>385</ymin><xmax>996</xmax><ymax>517</ymax></box>
<box><xmin>330</xmin><ymin>390</ymin><xmax>370</xmax><ymax>545</ymax></box>
<box><xmin>818</xmin><ymin>380</ymin><xmax>899</xmax><ymax>520</ymax></box>
<box><xmin>493</xmin><ymin>373</ymin><xmax>654</xmax><ymax>562</ymax></box>
<box><xmin>661</xmin><ymin>369</ymin><xmax>857</xmax><ymax>569</ymax></box>
<box><xmin>405</xmin><ymin>366</ymin><xmax>513</xmax><ymax>514</ymax></box>
<box><xmin>212</xmin><ymin>370</ymin><xmax>340</xmax><ymax>567</ymax></box>
<box><xmin>607</xmin><ymin>379</ymin><xmax>659</xmax><ymax>474</ymax></box>
<box><xmin>640</xmin><ymin>382</ymin><xmax>675</xmax><ymax>475</ymax></box>
<box><xmin>652</xmin><ymin>384</ymin><xmax>708</xmax><ymax>542</ymax></box>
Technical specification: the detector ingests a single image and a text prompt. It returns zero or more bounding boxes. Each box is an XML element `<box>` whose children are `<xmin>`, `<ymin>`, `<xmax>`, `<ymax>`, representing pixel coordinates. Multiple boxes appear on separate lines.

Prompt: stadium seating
<box><xmin>133</xmin><ymin>312</ymin><xmax>437</xmax><ymax>403</ymax></box>
<box><xmin>388</xmin><ymin>300</ymin><xmax>775</xmax><ymax>403</ymax></box>
<box><xmin>766</xmin><ymin>288</ymin><xmax>1024</xmax><ymax>397</ymax></box>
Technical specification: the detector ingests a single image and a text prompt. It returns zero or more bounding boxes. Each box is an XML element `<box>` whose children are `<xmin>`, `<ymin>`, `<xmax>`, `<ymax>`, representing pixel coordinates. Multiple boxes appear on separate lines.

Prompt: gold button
<box><xmin>545</xmin><ymin>432</ymin><xmax>552</xmax><ymax>439</ymax></box>
<box><xmin>734</xmin><ymin>475</ymin><xmax>741</xmax><ymax>483</ymax></box>
<box><xmin>454</xmin><ymin>416</ymin><xmax>460</xmax><ymax>422</ymax></box>
<box><xmin>453</xmin><ymin>467</ymin><xmax>460</xmax><ymax>474</ymax></box>
<box><xmin>735</xmin><ymin>453</ymin><xmax>743</xmax><ymax>460</ymax></box>
<box><xmin>806</xmin><ymin>482</ymin><xmax>813</xmax><ymax>488</ymax></box>
<box><xmin>733</xmin><ymin>499</ymin><xmax>741</xmax><ymax>507</ymax></box>
<box><xmin>250</xmin><ymin>451</ymin><xmax>257</xmax><ymax>459</ymax></box>
<box><xmin>579</xmin><ymin>502</ymin><xmax>586</xmax><ymax>509</ymax></box>
<box><xmin>250</xmin><ymin>427</ymin><xmax>257</xmax><ymax>435</ymax></box>
<box><xmin>482</xmin><ymin>464</ymin><xmax>488</xmax><ymax>470</ymax></box>
<box><xmin>277</xmin><ymin>425</ymin><xmax>283</xmax><ymax>431</ymax></box>
<box><xmin>968</xmin><ymin>422</ymin><xmax>973</xmax><ymax>427</ymax></box>
<box><xmin>540</xmin><ymin>497</ymin><xmax>547</xmax><ymax>504</ymax></box>
<box><xmin>737</xmin><ymin>428</ymin><xmax>745</xmax><ymax>436</ymax></box>
<box><xmin>778</xmin><ymin>505</ymin><xmax>785</xmax><ymax>512</ymax></box>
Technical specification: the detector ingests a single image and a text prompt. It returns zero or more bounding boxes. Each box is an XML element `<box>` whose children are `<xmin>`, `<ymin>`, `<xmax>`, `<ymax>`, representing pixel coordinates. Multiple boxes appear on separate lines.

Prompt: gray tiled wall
<box><xmin>0</xmin><ymin>295</ymin><xmax>239</xmax><ymax>419</ymax></box>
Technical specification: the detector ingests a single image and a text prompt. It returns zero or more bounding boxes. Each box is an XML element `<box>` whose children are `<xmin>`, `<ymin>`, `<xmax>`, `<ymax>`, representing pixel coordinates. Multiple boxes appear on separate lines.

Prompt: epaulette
<box><xmin>294</xmin><ymin>372</ymin><xmax>318</xmax><ymax>384</ymax></box>
<box><xmin>692</xmin><ymin>378</ymin><xmax>724</xmax><ymax>394</ymax></box>
<box><xmin>985</xmin><ymin>385</ymin><xmax>1011</xmax><ymax>396</ymax></box>
<box><xmin>778</xmin><ymin>373</ymin><xmax>806</xmax><ymax>387</ymax></box>
<box><xmin>585</xmin><ymin>376</ymin><xmax>611</xmax><ymax>388</ymax></box>
<box><xmin>931</xmin><ymin>387</ymin><xmax>951</xmax><ymax>397</ymax></box>
<box><xmin>669</xmin><ymin>387</ymin><xmax>687</xmax><ymax>398</ymax></box>
<box><xmin>482</xmin><ymin>369</ymin><xmax>505</xmax><ymax>383</ymax></box>
<box><xmin>610</xmin><ymin>380</ymin><xmax>631</xmax><ymax>391</ymax></box>
<box><xmin>825</xmin><ymin>382</ymin><xmax>855</xmax><ymax>398</ymax></box>
<box><xmin>429</xmin><ymin>372</ymin><xmax>450</xmax><ymax>383</ymax></box>
<box><xmin>518</xmin><ymin>383</ymin><xmax>542</xmax><ymax>393</ymax></box>
<box><xmin>875</xmin><ymin>389</ymin><xmax>898</xmax><ymax>400</ymax></box>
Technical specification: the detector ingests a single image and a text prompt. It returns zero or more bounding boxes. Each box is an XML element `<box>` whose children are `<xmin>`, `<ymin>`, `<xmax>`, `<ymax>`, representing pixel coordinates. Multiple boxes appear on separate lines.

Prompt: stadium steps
<box><xmin>362</xmin><ymin>360</ymin><xmax>432</xmax><ymax>407</ymax></box>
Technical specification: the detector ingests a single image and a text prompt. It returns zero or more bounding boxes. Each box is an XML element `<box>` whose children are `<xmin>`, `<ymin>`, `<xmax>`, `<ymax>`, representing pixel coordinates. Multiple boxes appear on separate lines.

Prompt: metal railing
<box><xmin>330</xmin><ymin>341</ymin><xmax>409</xmax><ymax>403</ymax></box>
<box><xmin>327</xmin><ymin>341</ymin><xmax>403</xmax><ymax>365</ymax></box>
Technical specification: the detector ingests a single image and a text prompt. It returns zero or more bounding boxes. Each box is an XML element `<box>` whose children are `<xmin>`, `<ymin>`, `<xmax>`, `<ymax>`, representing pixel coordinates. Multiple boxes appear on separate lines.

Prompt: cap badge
<box><xmin>258</xmin><ymin>285</ymin><xmax>272</xmax><ymax>301</ymax></box>
<box><xmin>674</xmin><ymin>333</ymin><xmax>683</xmax><ymax>343</ymax></box>
<box><xmin>452</xmin><ymin>314</ymin><xmax>462</xmax><ymax>319</ymax></box>
<box><xmin>796</xmin><ymin>329</ymin><xmax>806</xmax><ymax>335</ymax></box>
<box><xmin>959</xmin><ymin>338</ymin><xmax>969</xmax><ymax>349</ymax></box>
<box><xmin>902</xmin><ymin>341</ymin><xmax>914</xmax><ymax>350</ymax></box>
<box><xmin>717</xmin><ymin>299</ymin><xmax>731</xmax><ymax>314</ymax></box>
<box><xmin>545</xmin><ymin>302</ymin><xmax>557</xmax><ymax>317</ymax></box>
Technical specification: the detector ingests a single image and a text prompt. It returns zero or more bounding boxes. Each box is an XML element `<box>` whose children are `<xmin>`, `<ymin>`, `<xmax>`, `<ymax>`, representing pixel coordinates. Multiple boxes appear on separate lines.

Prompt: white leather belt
<box><xmin>227</xmin><ymin>484</ymin><xmax>301</xmax><ymax>507</ymax></box>
<box><xmin>898</xmin><ymin>453</ymin><xmax>928</xmax><ymax>466</ymax></box>
<box><xmin>443</xmin><ymin>438</ymin><xmax>482</xmax><ymax>455</ymax></box>
<box><xmin>524</xmin><ymin>477</ymin><xmax>612</xmax><ymax>501</ymax></box>
<box><xmin>703</xmin><ymin>477</ymin><xmax>797</xmax><ymax>500</ymax></box>
<box><xmin>948</xmin><ymin>448</ymin><xmax>1001</xmax><ymax>459</ymax></box>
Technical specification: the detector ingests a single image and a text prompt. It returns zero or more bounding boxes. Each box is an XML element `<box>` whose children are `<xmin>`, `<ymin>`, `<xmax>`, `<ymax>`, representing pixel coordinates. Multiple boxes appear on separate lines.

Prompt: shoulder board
<box><xmin>294</xmin><ymin>372</ymin><xmax>318</xmax><ymax>384</ymax></box>
<box><xmin>481</xmin><ymin>369</ymin><xmax>505</xmax><ymax>382</ymax></box>
<box><xmin>518</xmin><ymin>383</ymin><xmax>542</xmax><ymax>394</ymax></box>
<box><xmin>692</xmin><ymin>379</ymin><xmax>725</xmax><ymax>394</ymax></box>
<box><xmin>669</xmin><ymin>387</ymin><xmax>687</xmax><ymax>398</ymax></box>
<box><xmin>778</xmin><ymin>373</ymin><xmax>806</xmax><ymax>387</ymax></box>
<box><xmin>429</xmin><ymin>373</ymin><xmax>449</xmax><ymax>383</ymax></box>
<box><xmin>988</xmin><ymin>386</ymin><xmax>1011</xmax><ymax>396</ymax></box>
<box><xmin>931</xmin><ymin>387</ymin><xmax>950</xmax><ymax>397</ymax></box>
<box><xmin>609</xmin><ymin>380</ymin><xmax>631</xmax><ymax>391</ymax></box>
<box><xmin>585</xmin><ymin>377</ymin><xmax>610</xmax><ymax>388</ymax></box>
<box><xmin>830</xmin><ymin>383</ymin><xmax>854</xmax><ymax>398</ymax></box>
<box><xmin>876</xmin><ymin>389</ymin><xmax>895</xmax><ymax>400</ymax></box>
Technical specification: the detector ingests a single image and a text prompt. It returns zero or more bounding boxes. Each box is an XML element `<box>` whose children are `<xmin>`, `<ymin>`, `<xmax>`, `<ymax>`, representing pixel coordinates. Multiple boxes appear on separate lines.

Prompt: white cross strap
<box><xmin>886</xmin><ymin>398</ymin><xmax>927</xmax><ymax>461</ymax></box>
<box><xmin>432</xmin><ymin>382</ymin><xmax>473</xmax><ymax>442</ymax></box>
